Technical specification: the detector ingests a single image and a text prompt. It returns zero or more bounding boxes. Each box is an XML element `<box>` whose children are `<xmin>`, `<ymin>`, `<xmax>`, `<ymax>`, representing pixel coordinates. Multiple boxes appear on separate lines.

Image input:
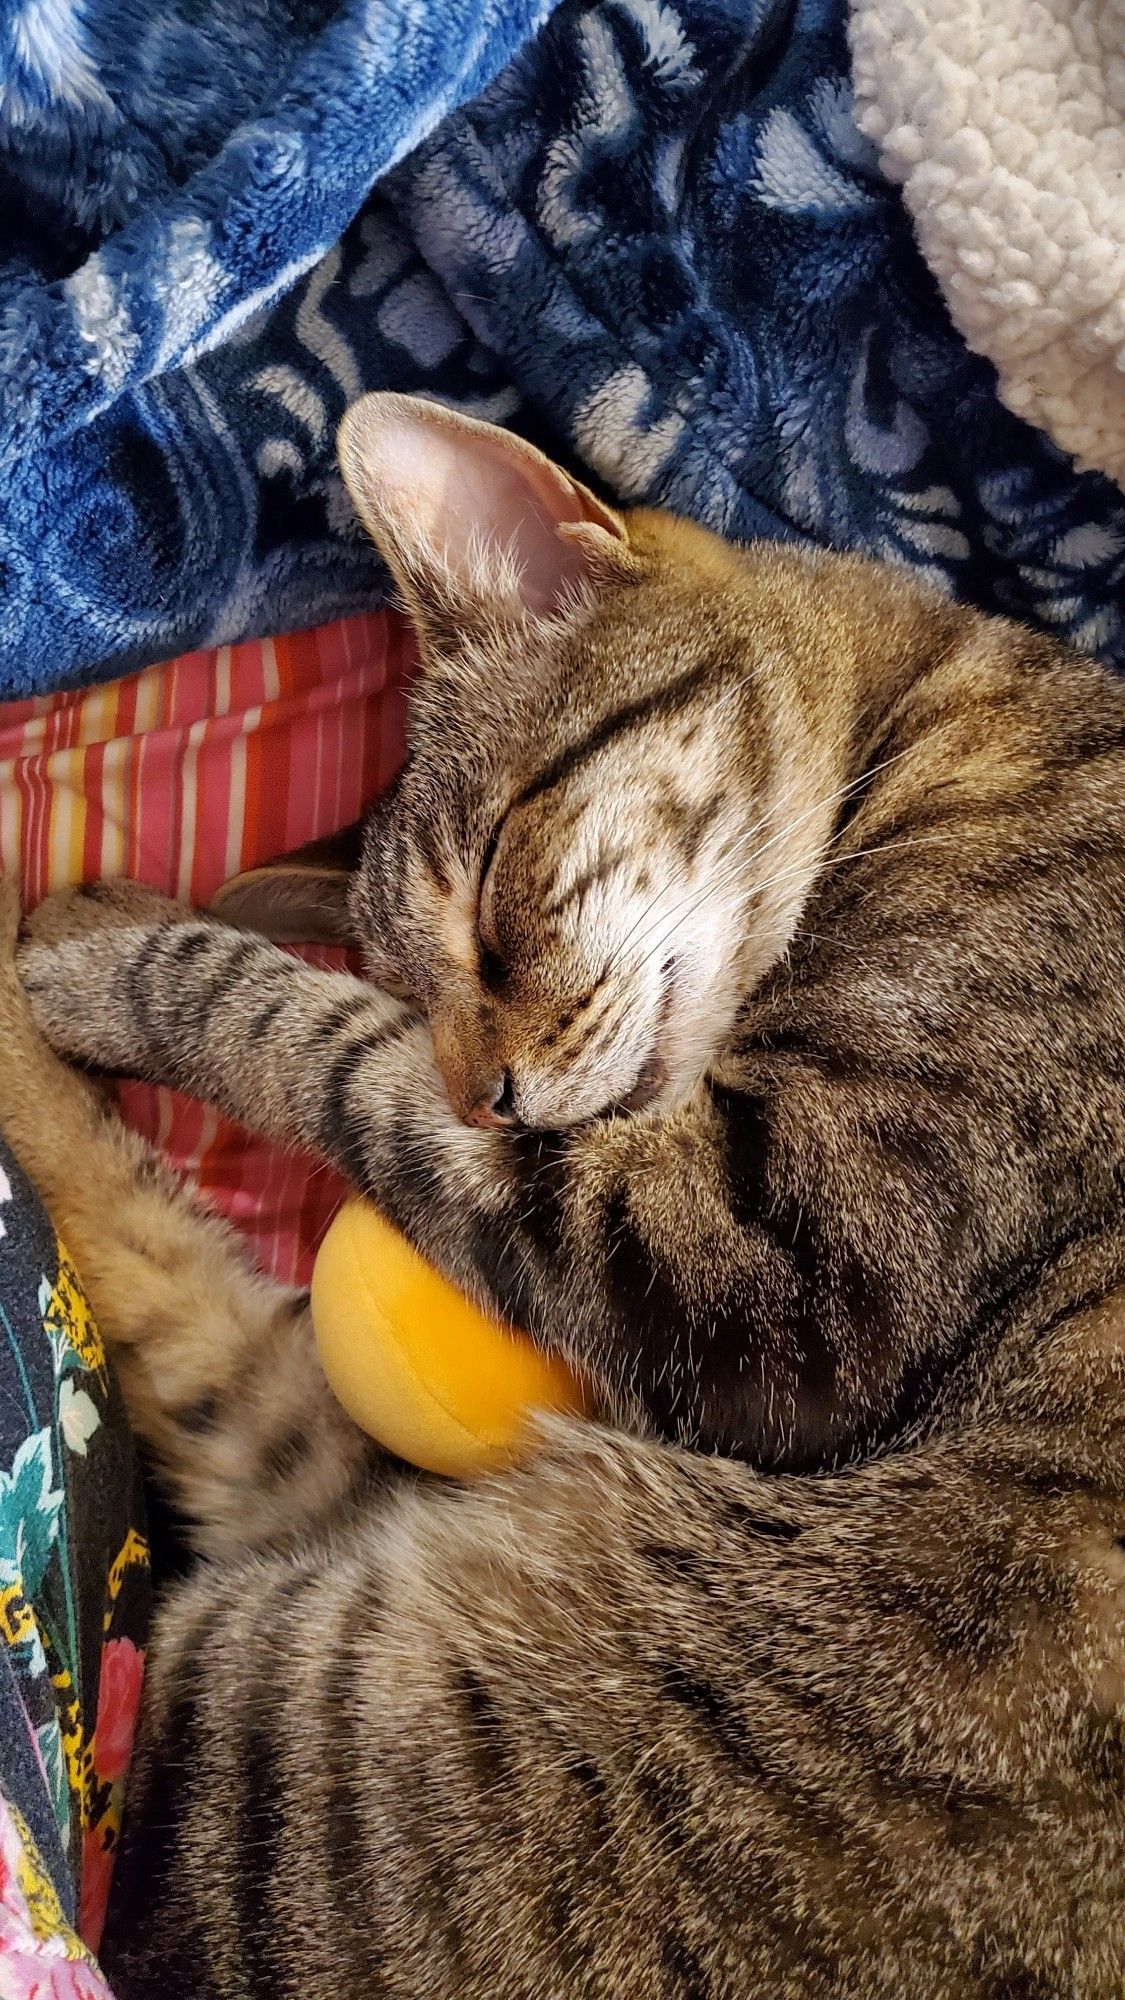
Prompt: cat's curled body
<box><xmin>4</xmin><ymin>398</ymin><xmax>1124</xmax><ymax>1996</ymax></box>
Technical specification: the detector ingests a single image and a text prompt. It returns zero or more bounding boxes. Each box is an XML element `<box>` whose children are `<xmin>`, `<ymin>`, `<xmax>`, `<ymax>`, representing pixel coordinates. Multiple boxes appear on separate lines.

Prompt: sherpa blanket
<box><xmin>850</xmin><ymin>0</ymin><xmax>1125</xmax><ymax>492</ymax></box>
<box><xmin>1</xmin><ymin>0</ymin><xmax>1124</xmax><ymax>699</ymax></box>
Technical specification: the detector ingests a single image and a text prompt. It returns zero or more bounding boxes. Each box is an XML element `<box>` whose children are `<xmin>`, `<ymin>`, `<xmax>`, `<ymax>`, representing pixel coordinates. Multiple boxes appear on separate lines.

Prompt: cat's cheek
<box><xmin>673</xmin><ymin>934</ymin><xmax>751</xmax><ymax>1078</ymax></box>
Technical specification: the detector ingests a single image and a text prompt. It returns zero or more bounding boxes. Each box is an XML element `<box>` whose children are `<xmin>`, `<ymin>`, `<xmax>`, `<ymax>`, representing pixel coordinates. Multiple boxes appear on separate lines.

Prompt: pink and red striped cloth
<box><xmin>0</xmin><ymin>612</ymin><xmax>416</xmax><ymax>1287</ymax></box>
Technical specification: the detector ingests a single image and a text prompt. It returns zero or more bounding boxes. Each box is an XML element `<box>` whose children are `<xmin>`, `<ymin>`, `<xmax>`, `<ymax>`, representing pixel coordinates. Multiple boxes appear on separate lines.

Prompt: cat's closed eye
<box><xmin>475</xmin><ymin>823</ymin><xmax>508</xmax><ymax>988</ymax></box>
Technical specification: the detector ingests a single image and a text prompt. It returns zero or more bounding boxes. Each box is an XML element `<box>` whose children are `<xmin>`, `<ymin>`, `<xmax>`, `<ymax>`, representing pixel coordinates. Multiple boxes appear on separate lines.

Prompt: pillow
<box><xmin>0</xmin><ymin>612</ymin><xmax>415</xmax><ymax>1285</ymax></box>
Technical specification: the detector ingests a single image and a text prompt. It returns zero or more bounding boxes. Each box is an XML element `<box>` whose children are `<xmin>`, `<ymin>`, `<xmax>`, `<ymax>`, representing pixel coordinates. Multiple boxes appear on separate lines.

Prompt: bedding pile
<box><xmin>1</xmin><ymin>0</ymin><xmax>1122</xmax><ymax>698</ymax></box>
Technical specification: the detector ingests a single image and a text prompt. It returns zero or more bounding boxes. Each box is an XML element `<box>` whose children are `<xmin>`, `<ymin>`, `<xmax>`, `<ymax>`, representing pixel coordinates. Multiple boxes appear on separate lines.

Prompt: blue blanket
<box><xmin>2</xmin><ymin>0</ymin><xmax>1123</xmax><ymax>698</ymax></box>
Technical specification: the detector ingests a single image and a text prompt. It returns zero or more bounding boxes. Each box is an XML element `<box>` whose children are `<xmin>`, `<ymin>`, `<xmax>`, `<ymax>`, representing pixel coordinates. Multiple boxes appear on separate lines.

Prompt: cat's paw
<box><xmin>17</xmin><ymin>881</ymin><xmax>187</xmax><ymax>1073</ymax></box>
<box><xmin>0</xmin><ymin>878</ymin><xmax>109</xmax><ymax>1144</ymax></box>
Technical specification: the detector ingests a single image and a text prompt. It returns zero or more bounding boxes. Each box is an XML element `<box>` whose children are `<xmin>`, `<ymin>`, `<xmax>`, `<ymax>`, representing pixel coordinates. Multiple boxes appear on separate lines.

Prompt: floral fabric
<box><xmin>0</xmin><ymin>1136</ymin><xmax>149</xmax><ymax>1993</ymax></box>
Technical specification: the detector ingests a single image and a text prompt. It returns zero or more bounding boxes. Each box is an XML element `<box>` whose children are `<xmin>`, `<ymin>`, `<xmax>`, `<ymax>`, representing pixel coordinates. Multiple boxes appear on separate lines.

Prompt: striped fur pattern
<box><xmin>6</xmin><ymin>404</ymin><xmax>1125</xmax><ymax>1991</ymax></box>
<box><xmin>0</xmin><ymin>882</ymin><xmax>1123</xmax><ymax>1997</ymax></box>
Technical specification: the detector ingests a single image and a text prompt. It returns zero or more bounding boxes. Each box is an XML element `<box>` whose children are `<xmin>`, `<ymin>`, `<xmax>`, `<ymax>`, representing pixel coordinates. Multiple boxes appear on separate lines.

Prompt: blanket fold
<box><xmin>0</xmin><ymin>0</ymin><xmax>1122</xmax><ymax>698</ymax></box>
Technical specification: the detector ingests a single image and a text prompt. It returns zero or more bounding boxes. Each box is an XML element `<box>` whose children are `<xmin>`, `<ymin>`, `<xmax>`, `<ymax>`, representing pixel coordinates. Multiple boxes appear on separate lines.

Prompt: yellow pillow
<box><xmin>310</xmin><ymin>1199</ymin><xmax>589</xmax><ymax>1478</ymax></box>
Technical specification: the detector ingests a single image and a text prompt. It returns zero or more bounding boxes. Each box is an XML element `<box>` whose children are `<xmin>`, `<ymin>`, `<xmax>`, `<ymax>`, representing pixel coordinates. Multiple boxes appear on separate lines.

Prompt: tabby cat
<box><xmin>3</xmin><ymin>394</ymin><xmax>1123</xmax><ymax>1997</ymax></box>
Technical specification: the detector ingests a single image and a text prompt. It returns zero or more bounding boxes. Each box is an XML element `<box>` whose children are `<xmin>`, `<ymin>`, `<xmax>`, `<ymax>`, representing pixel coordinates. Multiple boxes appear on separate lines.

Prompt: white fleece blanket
<box><xmin>848</xmin><ymin>0</ymin><xmax>1125</xmax><ymax>492</ymax></box>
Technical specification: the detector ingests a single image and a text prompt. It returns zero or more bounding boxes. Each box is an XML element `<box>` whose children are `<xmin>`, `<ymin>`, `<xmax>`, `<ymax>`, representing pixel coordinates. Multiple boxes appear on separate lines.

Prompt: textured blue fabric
<box><xmin>1</xmin><ymin>0</ymin><xmax>1123</xmax><ymax>697</ymax></box>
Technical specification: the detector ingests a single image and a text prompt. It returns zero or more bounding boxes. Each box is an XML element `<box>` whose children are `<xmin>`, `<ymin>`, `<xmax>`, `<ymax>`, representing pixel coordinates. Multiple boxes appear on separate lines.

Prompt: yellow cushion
<box><xmin>310</xmin><ymin>1199</ymin><xmax>588</xmax><ymax>1478</ymax></box>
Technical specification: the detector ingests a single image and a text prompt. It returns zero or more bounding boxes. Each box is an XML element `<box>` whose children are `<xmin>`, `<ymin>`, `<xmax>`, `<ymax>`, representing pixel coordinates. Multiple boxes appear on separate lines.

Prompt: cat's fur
<box><xmin>4</xmin><ymin>395</ymin><xmax>1124</xmax><ymax>1994</ymax></box>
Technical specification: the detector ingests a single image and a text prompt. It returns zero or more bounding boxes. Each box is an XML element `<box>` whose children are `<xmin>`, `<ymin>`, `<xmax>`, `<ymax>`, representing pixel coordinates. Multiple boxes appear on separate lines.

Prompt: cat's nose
<box><xmin>465</xmin><ymin>1070</ymin><xmax>520</xmax><ymax>1129</ymax></box>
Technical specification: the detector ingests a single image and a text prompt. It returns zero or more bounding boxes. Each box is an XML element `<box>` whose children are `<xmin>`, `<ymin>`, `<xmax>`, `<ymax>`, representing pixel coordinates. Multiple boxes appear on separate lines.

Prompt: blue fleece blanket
<box><xmin>1</xmin><ymin>0</ymin><xmax>1122</xmax><ymax>698</ymax></box>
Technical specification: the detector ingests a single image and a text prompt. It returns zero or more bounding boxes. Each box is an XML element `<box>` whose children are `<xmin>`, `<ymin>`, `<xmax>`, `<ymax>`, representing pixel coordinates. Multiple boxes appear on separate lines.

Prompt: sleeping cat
<box><xmin>2</xmin><ymin>393</ymin><xmax>1123</xmax><ymax>1996</ymax></box>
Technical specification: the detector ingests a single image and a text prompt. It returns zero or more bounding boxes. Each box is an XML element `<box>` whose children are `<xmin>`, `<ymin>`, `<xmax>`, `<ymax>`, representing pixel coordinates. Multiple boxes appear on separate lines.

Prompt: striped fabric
<box><xmin>0</xmin><ymin>614</ymin><xmax>415</xmax><ymax>1287</ymax></box>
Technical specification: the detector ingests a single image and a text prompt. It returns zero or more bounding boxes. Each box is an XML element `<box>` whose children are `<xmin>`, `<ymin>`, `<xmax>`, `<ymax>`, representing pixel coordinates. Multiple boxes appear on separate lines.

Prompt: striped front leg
<box><xmin>17</xmin><ymin>879</ymin><xmax>525</xmax><ymax>1293</ymax></box>
<box><xmin>16</xmin><ymin>881</ymin><xmax>635</xmax><ymax>1422</ymax></box>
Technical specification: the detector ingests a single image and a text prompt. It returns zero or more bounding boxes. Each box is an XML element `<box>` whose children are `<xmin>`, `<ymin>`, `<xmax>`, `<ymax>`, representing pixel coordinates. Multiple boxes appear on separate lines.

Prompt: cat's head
<box><xmin>219</xmin><ymin>397</ymin><xmax>837</xmax><ymax>1130</ymax></box>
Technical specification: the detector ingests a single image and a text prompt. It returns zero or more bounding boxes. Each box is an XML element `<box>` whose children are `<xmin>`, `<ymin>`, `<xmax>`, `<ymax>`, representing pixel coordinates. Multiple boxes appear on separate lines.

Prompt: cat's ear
<box><xmin>209</xmin><ymin>824</ymin><xmax>363</xmax><ymax>945</ymax></box>
<box><xmin>336</xmin><ymin>394</ymin><xmax>635</xmax><ymax>643</ymax></box>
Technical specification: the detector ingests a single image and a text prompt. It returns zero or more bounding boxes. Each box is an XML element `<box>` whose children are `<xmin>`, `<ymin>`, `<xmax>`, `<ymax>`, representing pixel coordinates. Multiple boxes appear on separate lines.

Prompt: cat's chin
<box><xmin>518</xmin><ymin>1048</ymin><xmax>678</xmax><ymax>1131</ymax></box>
<box><xmin>615</xmin><ymin>1049</ymin><xmax>669</xmax><ymax>1116</ymax></box>
<box><xmin>600</xmin><ymin>961</ymin><xmax>727</xmax><ymax>1125</ymax></box>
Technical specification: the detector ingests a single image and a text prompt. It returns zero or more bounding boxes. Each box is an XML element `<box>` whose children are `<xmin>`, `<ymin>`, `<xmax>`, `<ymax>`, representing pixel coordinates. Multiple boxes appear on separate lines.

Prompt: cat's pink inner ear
<box><xmin>338</xmin><ymin>394</ymin><xmax>627</xmax><ymax>618</ymax></box>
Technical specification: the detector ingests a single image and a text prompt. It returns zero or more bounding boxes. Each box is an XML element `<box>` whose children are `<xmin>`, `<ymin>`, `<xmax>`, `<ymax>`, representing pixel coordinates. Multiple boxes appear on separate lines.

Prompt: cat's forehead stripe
<box><xmin>415</xmin><ymin>815</ymin><xmax>454</xmax><ymax>895</ymax></box>
<box><xmin>543</xmin><ymin>846</ymin><xmax>632</xmax><ymax>922</ymax></box>
<box><xmin>510</xmin><ymin>658</ymin><xmax>723</xmax><ymax>815</ymax></box>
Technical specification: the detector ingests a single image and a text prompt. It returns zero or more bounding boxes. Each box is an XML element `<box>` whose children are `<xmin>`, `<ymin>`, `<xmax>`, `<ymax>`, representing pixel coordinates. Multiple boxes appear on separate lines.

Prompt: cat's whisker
<box><xmin>627</xmin><ymin>829</ymin><xmax>969</xmax><ymax>993</ymax></box>
<box><xmin>614</xmin><ymin>746</ymin><xmax>916</xmax><ymax>996</ymax></box>
<box><xmin>789</xmin><ymin>928</ymin><xmax>869</xmax><ymax>957</ymax></box>
<box><xmin>606</xmin><ymin>763</ymin><xmax>800</xmax><ymax>978</ymax></box>
<box><xmin>600</xmin><ymin>671</ymin><xmax>775</xmax><ymax>967</ymax></box>
<box><xmin>610</xmin><ymin>744</ymin><xmax>916</xmax><ymax>988</ymax></box>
